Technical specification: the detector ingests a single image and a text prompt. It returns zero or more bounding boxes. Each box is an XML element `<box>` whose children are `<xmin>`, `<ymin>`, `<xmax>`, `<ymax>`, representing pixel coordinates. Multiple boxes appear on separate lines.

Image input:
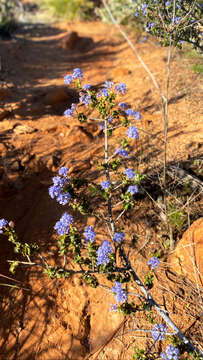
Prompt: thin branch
<box><xmin>101</xmin><ymin>0</ymin><xmax>166</xmax><ymax>102</ymax></box>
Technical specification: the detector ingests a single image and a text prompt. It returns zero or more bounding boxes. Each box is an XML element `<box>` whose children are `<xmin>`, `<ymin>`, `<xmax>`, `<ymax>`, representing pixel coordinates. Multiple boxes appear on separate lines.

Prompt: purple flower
<box><xmin>102</xmin><ymin>88</ymin><xmax>109</xmax><ymax>97</ymax></box>
<box><xmin>125</xmin><ymin>109</ymin><xmax>141</xmax><ymax>120</ymax></box>
<box><xmin>54</xmin><ymin>212</ymin><xmax>74</xmax><ymax>236</ymax></box>
<box><xmin>107</xmin><ymin>116</ymin><xmax>113</xmax><ymax>123</ymax></box>
<box><xmin>133</xmin><ymin>111</ymin><xmax>141</xmax><ymax>120</ymax></box>
<box><xmin>100</xmin><ymin>121</ymin><xmax>105</xmax><ymax>131</ymax></box>
<box><xmin>64</xmin><ymin>74</ymin><xmax>73</xmax><ymax>85</ymax></box>
<box><xmin>126</xmin><ymin>126</ymin><xmax>139</xmax><ymax>140</ymax></box>
<box><xmin>113</xmin><ymin>232</ymin><xmax>125</xmax><ymax>243</ymax></box>
<box><xmin>79</xmin><ymin>93</ymin><xmax>91</xmax><ymax>106</ymax></box>
<box><xmin>115</xmin><ymin>148</ymin><xmax>129</xmax><ymax>158</ymax></box>
<box><xmin>140</xmin><ymin>36</ymin><xmax>147</xmax><ymax>43</ymax></box>
<box><xmin>147</xmin><ymin>257</ymin><xmax>160</xmax><ymax>269</ymax></box>
<box><xmin>64</xmin><ymin>103</ymin><xmax>76</xmax><ymax>118</ymax></box>
<box><xmin>115</xmin><ymin>83</ymin><xmax>127</xmax><ymax>95</ymax></box>
<box><xmin>83</xmin><ymin>84</ymin><xmax>91</xmax><ymax>90</ymax></box>
<box><xmin>110</xmin><ymin>303</ymin><xmax>118</xmax><ymax>312</ymax></box>
<box><xmin>141</xmin><ymin>3</ymin><xmax>148</xmax><ymax>15</ymax></box>
<box><xmin>141</xmin><ymin>3</ymin><xmax>147</xmax><ymax>10</ymax></box>
<box><xmin>125</xmin><ymin>168</ymin><xmax>135</xmax><ymax>179</ymax></box>
<box><xmin>151</xmin><ymin>323</ymin><xmax>167</xmax><ymax>341</ymax></box>
<box><xmin>111</xmin><ymin>282</ymin><xmax>128</xmax><ymax>303</ymax></box>
<box><xmin>104</xmin><ymin>80</ymin><xmax>114</xmax><ymax>89</ymax></box>
<box><xmin>64</xmin><ymin>108</ymin><xmax>74</xmax><ymax>118</ymax></box>
<box><xmin>127</xmin><ymin>185</ymin><xmax>138</xmax><ymax>195</ymax></box>
<box><xmin>0</xmin><ymin>219</ymin><xmax>8</xmax><ymax>234</ymax></box>
<box><xmin>146</xmin><ymin>22</ymin><xmax>155</xmax><ymax>31</ymax></box>
<box><xmin>59</xmin><ymin>167</ymin><xmax>69</xmax><ymax>176</ymax></box>
<box><xmin>49</xmin><ymin>185</ymin><xmax>61</xmax><ymax>199</ymax></box>
<box><xmin>166</xmin><ymin>1</ymin><xmax>171</xmax><ymax>6</ymax></box>
<box><xmin>119</xmin><ymin>102</ymin><xmax>128</xmax><ymax>109</ymax></box>
<box><xmin>173</xmin><ymin>17</ymin><xmax>181</xmax><ymax>24</ymax></box>
<box><xmin>72</xmin><ymin>68</ymin><xmax>83</xmax><ymax>79</ymax></box>
<box><xmin>52</xmin><ymin>176</ymin><xmax>67</xmax><ymax>187</ymax></box>
<box><xmin>135</xmin><ymin>11</ymin><xmax>139</xmax><ymax>17</ymax></box>
<box><xmin>161</xmin><ymin>346</ymin><xmax>179</xmax><ymax>360</ymax></box>
<box><xmin>101</xmin><ymin>180</ymin><xmax>111</xmax><ymax>190</ymax></box>
<box><xmin>84</xmin><ymin>226</ymin><xmax>96</xmax><ymax>243</ymax></box>
<box><xmin>56</xmin><ymin>192</ymin><xmax>71</xmax><ymax>205</ymax></box>
<box><xmin>125</xmin><ymin>108</ymin><xmax>135</xmax><ymax>117</ymax></box>
<box><xmin>96</xmin><ymin>239</ymin><xmax>113</xmax><ymax>265</ymax></box>
<box><xmin>49</xmin><ymin>167</ymin><xmax>71</xmax><ymax>205</ymax></box>
<box><xmin>96</xmin><ymin>92</ymin><xmax>102</xmax><ymax>99</ymax></box>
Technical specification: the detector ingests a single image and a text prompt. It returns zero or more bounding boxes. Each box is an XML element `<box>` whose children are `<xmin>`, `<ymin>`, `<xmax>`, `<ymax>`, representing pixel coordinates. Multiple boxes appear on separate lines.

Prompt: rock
<box><xmin>60</xmin><ymin>31</ymin><xmax>79</xmax><ymax>50</ymax></box>
<box><xmin>0</xmin><ymin>88</ymin><xmax>9</xmax><ymax>99</ymax></box>
<box><xmin>169</xmin><ymin>217</ymin><xmax>203</xmax><ymax>286</ymax></box>
<box><xmin>43</xmin><ymin>87</ymin><xmax>70</xmax><ymax>105</ymax></box>
<box><xmin>21</xmin><ymin>154</ymin><xmax>32</xmax><ymax>166</ymax></box>
<box><xmin>9</xmin><ymin>160</ymin><xmax>21</xmax><ymax>172</ymax></box>
<box><xmin>13</xmin><ymin>124</ymin><xmax>37</xmax><ymax>135</ymax></box>
<box><xmin>29</xmin><ymin>103</ymin><xmax>44</xmax><ymax>115</ymax></box>
<box><xmin>0</xmin><ymin>109</ymin><xmax>10</xmax><ymax>121</ymax></box>
<box><xmin>68</xmin><ymin>160</ymin><xmax>91</xmax><ymax>176</ymax></box>
<box><xmin>60</xmin><ymin>31</ymin><xmax>94</xmax><ymax>52</ymax></box>
<box><xmin>76</xmin><ymin>36</ymin><xmax>94</xmax><ymax>53</ymax></box>
<box><xmin>68</xmin><ymin>338</ymin><xmax>87</xmax><ymax>360</ymax></box>
<box><xmin>86</xmin><ymin>216</ymin><xmax>96</xmax><ymax>227</ymax></box>
<box><xmin>0</xmin><ymin>143</ymin><xmax>7</xmax><ymax>155</ymax></box>
<box><xmin>112</xmin><ymin>68</ymin><xmax>131</xmax><ymax>79</ymax></box>
<box><xmin>85</xmin><ymin>122</ymin><xmax>100</xmax><ymax>137</ymax></box>
<box><xmin>67</xmin><ymin>125</ymin><xmax>93</xmax><ymax>146</ymax></box>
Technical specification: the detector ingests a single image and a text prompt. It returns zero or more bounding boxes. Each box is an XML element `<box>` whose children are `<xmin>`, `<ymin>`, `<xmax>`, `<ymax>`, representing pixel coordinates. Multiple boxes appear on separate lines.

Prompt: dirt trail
<box><xmin>0</xmin><ymin>17</ymin><xmax>202</xmax><ymax>360</ymax></box>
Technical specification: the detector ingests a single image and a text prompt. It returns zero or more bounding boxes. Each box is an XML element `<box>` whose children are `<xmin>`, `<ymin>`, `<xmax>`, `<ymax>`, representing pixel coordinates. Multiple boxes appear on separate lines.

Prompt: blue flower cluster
<box><xmin>125</xmin><ymin>168</ymin><xmax>135</xmax><ymax>179</ymax></box>
<box><xmin>49</xmin><ymin>167</ymin><xmax>71</xmax><ymax>205</ymax></box>
<box><xmin>141</xmin><ymin>3</ymin><xmax>148</xmax><ymax>16</ymax></box>
<box><xmin>125</xmin><ymin>109</ymin><xmax>141</xmax><ymax>120</ymax></box>
<box><xmin>83</xmin><ymin>226</ymin><xmax>96</xmax><ymax>243</ymax></box>
<box><xmin>151</xmin><ymin>323</ymin><xmax>167</xmax><ymax>341</ymax></box>
<box><xmin>102</xmin><ymin>88</ymin><xmax>109</xmax><ymax>97</ymax></box>
<box><xmin>100</xmin><ymin>180</ymin><xmax>111</xmax><ymax>190</ymax></box>
<box><xmin>96</xmin><ymin>239</ymin><xmax>113</xmax><ymax>266</ymax></box>
<box><xmin>127</xmin><ymin>185</ymin><xmax>138</xmax><ymax>195</ymax></box>
<box><xmin>79</xmin><ymin>93</ymin><xmax>91</xmax><ymax>106</ymax></box>
<box><xmin>54</xmin><ymin>212</ymin><xmax>74</xmax><ymax>236</ymax></box>
<box><xmin>83</xmin><ymin>84</ymin><xmax>91</xmax><ymax>90</ymax></box>
<box><xmin>104</xmin><ymin>80</ymin><xmax>114</xmax><ymax>89</ymax></box>
<box><xmin>115</xmin><ymin>83</ymin><xmax>127</xmax><ymax>95</ymax></box>
<box><xmin>99</xmin><ymin>82</ymin><xmax>126</xmax><ymax>98</ymax></box>
<box><xmin>115</xmin><ymin>148</ymin><xmax>129</xmax><ymax>158</ymax></box>
<box><xmin>64</xmin><ymin>68</ymin><xmax>83</xmax><ymax>85</ymax></box>
<box><xmin>161</xmin><ymin>346</ymin><xmax>179</xmax><ymax>360</ymax></box>
<box><xmin>147</xmin><ymin>257</ymin><xmax>160</xmax><ymax>269</ymax></box>
<box><xmin>119</xmin><ymin>102</ymin><xmax>128</xmax><ymax>109</ymax></box>
<box><xmin>64</xmin><ymin>103</ymin><xmax>77</xmax><ymax>118</ymax></box>
<box><xmin>113</xmin><ymin>232</ymin><xmax>125</xmax><ymax>243</ymax></box>
<box><xmin>146</xmin><ymin>22</ymin><xmax>155</xmax><ymax>31</ymax></box>
<box><xmin>111</xmin><ymin>282</ymin><xmax>128</xmax><ymax>303</ymax></box>
<box><xmin>110</xmin><ymin>303</ymin><xmax>118</xmax><ymax>312</ymax></box>
<box><xmin>72</xmin><ymin>68</ymin><xmax>83</xmax><ymax>79</ymax></box>
<box><xmin>126</xmin><ymin>126</ymin><xmax>139</xmax><ymax>140</ymax></box>
<box><xmin>0</xmin><ymin>218</ymin><xmax>8</xmax><ymax>234</ymax></box>
<box><xmin>107</xmin><ymin>116</ymin><xmax>113</xmax><ymax>123</ymax></box>
<box><xmin>100</xmin><ymin>121</ymin><xmax>105</xmax><ymax>131</ymax></box>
